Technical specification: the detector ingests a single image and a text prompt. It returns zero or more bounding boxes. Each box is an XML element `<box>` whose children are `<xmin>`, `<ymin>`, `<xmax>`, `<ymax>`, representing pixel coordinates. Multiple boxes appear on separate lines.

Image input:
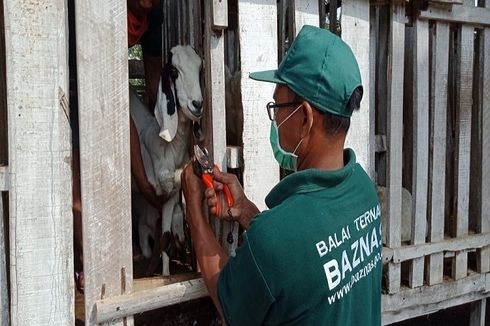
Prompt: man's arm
<box><xmin>185</xmin><ymin>199</ymin><xmax>228</xmax><ymax>317</ymax></box>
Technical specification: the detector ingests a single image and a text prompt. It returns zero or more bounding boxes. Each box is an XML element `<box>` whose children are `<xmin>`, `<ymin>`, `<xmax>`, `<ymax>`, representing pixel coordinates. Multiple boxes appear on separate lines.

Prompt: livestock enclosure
<box><xmin>0</xmin><ymin>0</ymin><xmax>489</xmax><ymax>325</ymax></box>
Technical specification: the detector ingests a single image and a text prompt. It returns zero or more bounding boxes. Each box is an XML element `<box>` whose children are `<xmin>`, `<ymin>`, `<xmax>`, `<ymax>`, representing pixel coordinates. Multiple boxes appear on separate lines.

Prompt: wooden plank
<box><xmin>382</xmin><ymin>273</ymin><xmax>490</xmax><ymax>325</ymax></box>
<box><xmin>427</xmin><ymin>22</ymin><xmax>449</xmax><ymax>286</ymax></box>
<box><xmin>0</xmin><ymin>0</ymin><xmax>7</xmax><ymax>166</ymax></box>
<box><xmin>294</xmin><ymin>0</ymin><xmax>320</xmax><ymax>34</ymax></box>
<box><xmin>0</xmin><ymin>194</ymin><xmax>8</xmax><ymax>326</ymax></box>
<box><xmin>329</xmin><ymin>0</ymin><xmax>338</xmax><ymax>34</ymax></box>
<box><xmin>410</xmin><ymin>19</ymin><xmax>429</xmax><ymax>288</ymax></box>
<box><xmin>369</xmin><ymin>6</ymin><xmax>377</xmax><ymax>179</ymax></box>
<box><xmin>388</xmin><ymin>232</ymin><xmax>490</xmax><ymax>263</ymax></box>
<box><xmin>480</xmin><ymin>8</ymin><xmax>490</xmax><ymax>274</ymax></box>
<box><xmin>419</xmin><ymin>5</ymin><xmax>490</xmax><ymax>26</ymax></box>
<box><xmin>342</xmin><ymin>0</ymin><xmax>373</xmax><ymax>178</ymax></box>
<box><xmin>74</xmin><ymin>1</ymin><xmax>133</xmax><ymax>324</ymax></box>
<box><xmin>203</xmin><ymin>1</ymin><xmax>237</xmax><ymax>254</ymax></box>
<box><xmin>238</xmin><ymin>0</ymin><xmax>279</xmax><ymax>211</ymax></box>
<box><xmin>452</xmin><ymin>25</ymin><xmax>474</xmax><ymax>281</ymax></box>
<box><xmin>96</xmin><ymin>278</ymin><xmax>208</xmax><ymax>323</ymax></box>
<box><xmin>3</xmin><ymin>0</ymin><xmax>74</xmax><ymax>325</ymax></box>
<box><xmin>385</xmin><ymin>1</ymin><xmax>405</xmax><ymax>294</ymax></box>
<box><xmin>469</xmin><ymin>298</ymin><xmax>486</xmax><ymax>326</ymax></box>
<box><xmin>0</xmin><ymin>167</ymin><xmax>7</xmax><ymax>192</ymax></box>
<box><xmin>212</xmin><ymin>0</ymin><xmax>228</xmax><ymax>29</ymax></box>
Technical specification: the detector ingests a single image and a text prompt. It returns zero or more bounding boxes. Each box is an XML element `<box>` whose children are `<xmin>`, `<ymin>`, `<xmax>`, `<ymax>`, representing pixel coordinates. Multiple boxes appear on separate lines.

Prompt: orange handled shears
<box><xmin>193</xmin><ymin>145</ymin><xmax>234</xmax><ymax>216</ymax></box>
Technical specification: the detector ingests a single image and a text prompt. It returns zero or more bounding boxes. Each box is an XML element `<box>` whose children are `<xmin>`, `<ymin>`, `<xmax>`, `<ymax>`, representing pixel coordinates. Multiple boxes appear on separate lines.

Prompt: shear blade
<box><xmin>194</xmin><ymin>145</ymin><xmax>212</xmax><ymax>170</ymax></box>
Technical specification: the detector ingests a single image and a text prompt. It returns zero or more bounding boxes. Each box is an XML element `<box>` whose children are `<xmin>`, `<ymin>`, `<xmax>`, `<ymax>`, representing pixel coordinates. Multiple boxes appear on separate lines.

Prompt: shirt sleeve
<box><xmin>217</xmin><ymin>233</ymin><xmax>276</xmax><ymax>326</ymax></box>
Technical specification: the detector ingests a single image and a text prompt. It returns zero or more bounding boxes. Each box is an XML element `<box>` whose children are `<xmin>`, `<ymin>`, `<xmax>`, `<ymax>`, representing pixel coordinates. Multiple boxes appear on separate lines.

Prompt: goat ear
<box><xmin>155</xmin><ymin>78</ymin><xmax>178</xmax><ymax>142</ymax></box>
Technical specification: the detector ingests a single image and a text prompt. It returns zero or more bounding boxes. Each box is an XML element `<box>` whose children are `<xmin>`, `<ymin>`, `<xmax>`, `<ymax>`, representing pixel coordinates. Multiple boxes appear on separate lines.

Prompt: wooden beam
<box><xmin>469</xmin><ymin>298</ymin><xmax>486</xmax><ymax>326</ymax></box>
<box><xmin>74</xmin><ymin>1</ymin><xmax>133</xmax><ymax>324</ymax></box>
<box><xmin>452</xmin><ymin>25</ymin><xmax>474</xmax><ymax>281</ymax></box>
<box><xmin>385</xmin><ymin>1</ymin><xmax>405</xmax><ymax>294</ymax></box>
<box><xmin>387</xmin><ymin>232</ymin><xmax>490</xmax><ymax>263</ymax></box>
<box><xmin>419</xmin><ymin>5</ymin><xmax>490</xmax><ymax>26</ymax></box>
<box><xmin>96</xmin><ymin>278</ymin><xmax>208</xmax><ymax>323</ymax></box>
<box><xmin>238</xmin><ymin>0</ymin><xmax>279</xmax><ymax>211</ymax></box>
<box><xmin>0</xmin><ymin>166</ymin><xmax>7</xmax><ymax>191</ymax></box>
<box><xmin>0</xmin><ymin>194</ymin><xmax>8</xmax><ymax>326</ymax></box>
<box><xmin>0</xmin><ymin>0</ymin><xmax>7</xmax><ymax>166</ymax></box>
<box><xmin>410</xmin><ymin>19</ymin><xmax>430</xmax><ymax>288</ymax></box>
<box><xmin>479</xmin><ymin>8</ymin><xmax>490</xmax><ymax>275</ymax></box>
<box><xmin>203</xmin><ymin>0</ymin><xmax>237</xmax><ymax>253</ymax></box>
<box><xmin>4</xmin><ymin>0</ymin><xmax>74</xmax><ymax>324</ymax></box>
<box><xmin>342</xmin><ymin>0</ymin><xmax>373</xmax><ymax>178</ymax></box>
<box><xmin>294</xmin><ymin>0</ymin><xmax>320</xmax><ymax>34</ymax></box>
<box><xmin>427</xmin><ymin>22</ymin><xmax>449</xmax><ymax>286</ymax></box>
<box><xmin>211</xmin><ymin>0</ymin><xmax>228</xmax><ymax>29</ymax></box>
<box><xmin>382</xmin><ymin>273</ymin><xmax>490</xmax><ymax>325</ymax></box>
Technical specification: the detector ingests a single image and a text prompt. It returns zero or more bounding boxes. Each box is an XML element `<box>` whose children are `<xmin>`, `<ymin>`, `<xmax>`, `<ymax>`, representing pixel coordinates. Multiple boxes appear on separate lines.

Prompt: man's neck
<box><xmin>297</xmin><ymin>138</ymin><xmax>345</xmax><ymax>171</ymax></box>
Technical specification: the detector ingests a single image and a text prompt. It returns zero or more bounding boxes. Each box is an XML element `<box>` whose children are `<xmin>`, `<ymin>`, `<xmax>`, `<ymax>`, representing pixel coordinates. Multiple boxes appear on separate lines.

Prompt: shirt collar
<box><xmin>265</xmin><ymin>148</ymin><xmax>357</xmax><ymax>208</ymax></box>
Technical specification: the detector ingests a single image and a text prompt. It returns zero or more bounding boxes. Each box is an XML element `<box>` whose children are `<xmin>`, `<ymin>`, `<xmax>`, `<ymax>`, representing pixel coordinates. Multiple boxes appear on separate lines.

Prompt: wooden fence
<box><xmin>377</xmin><ymin>0</ymin><xmax>490</xmax><ymax>324</ymax></box>
<box><xmin>0</xmin><ymin>0</ymin><xmax>488</xmax><ymax>325</ymax></box>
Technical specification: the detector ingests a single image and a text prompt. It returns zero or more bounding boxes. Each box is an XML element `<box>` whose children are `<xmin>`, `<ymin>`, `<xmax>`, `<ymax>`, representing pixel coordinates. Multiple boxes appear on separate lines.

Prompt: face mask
<box><xmin>269</xmin><ymin>105</ymin><xmax>304</xmax><ymax>171</ymax></box>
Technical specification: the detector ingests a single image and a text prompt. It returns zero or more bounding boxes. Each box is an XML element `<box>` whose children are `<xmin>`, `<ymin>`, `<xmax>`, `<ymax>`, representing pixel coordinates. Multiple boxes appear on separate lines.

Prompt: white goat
<box><xmin>130</xmin><ymin>45</ymin><xmax>203</xmax><ymax>276</ymax></box>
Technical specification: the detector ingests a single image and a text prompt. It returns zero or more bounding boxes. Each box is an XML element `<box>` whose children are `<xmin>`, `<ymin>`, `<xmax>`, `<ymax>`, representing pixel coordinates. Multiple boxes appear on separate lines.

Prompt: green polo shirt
<box><xmin>217</xmin><ymin>149</ymin><xmax>382</xmax><ymax>325</ymax></box>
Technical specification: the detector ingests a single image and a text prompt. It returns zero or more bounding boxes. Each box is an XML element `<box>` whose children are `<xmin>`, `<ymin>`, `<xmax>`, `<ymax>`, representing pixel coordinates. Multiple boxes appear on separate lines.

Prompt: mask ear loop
<box><xmin>277</xmin><ymin>104</ymin><xmax>303</xmax><ymax>129</ymax></box>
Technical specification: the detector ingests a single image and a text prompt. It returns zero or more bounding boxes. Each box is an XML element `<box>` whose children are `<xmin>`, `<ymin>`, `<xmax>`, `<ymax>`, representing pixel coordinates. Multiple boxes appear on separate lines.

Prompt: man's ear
<box><xmin>300</xmin><ymin>101</ymin><xmax>314</xmax><ymax>138</ymax></box>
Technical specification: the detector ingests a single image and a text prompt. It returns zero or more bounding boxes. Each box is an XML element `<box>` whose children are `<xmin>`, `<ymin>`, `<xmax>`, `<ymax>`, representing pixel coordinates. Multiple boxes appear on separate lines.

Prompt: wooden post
<box><xmin>74</xmin><ymin>1</ymin><xmax>133</xmax><ymax>324</ymax></box>
<box><xmin>341</xmin><ymin>0</ymin><xmax>373</xmax><ymax>178</ymax></box>
<box><xmin>410</xmin><ymin>19</ymin><xmax>429</xmax><ymax>288</ymax></box>
<box><xmin>203</xmin><ymin>1</ymin><xmax>237</xmax><ymax>253</ymax></box>
<box><xmin>469</xmin><ymin>298</ymin><xmax>486</xmax><ymax>326</ymax></box>
<box><xmin>479</xmin><ymin>0</ymin><xmax>490</xmax><ymax>275</ymax></box>
<box><xmin>3</xmin><ymin>0</ymin><xmax>74</xmax><ymax>324</ymax></box>
<box><xmin>293</xmin><ymin>0</ymin><xmax>320</xmax><ymax>34</ymax></box>
<box><xmin>385</xmin><ymin>0</ymin><xmax>405</xmax><ymax>294</ymax></box>
<box><xmin>0</xmin><ymin>0</ymin><xmax>7</xmax><ymax>165</ymax></box>
<box><xmin>427</xmin><ymin>22</ymin><xmax>449</xmax><ymax>286</ymax></box>
<box><xmin>452</xmin><ymin>23</ymin><xmax>474</xmax><ymax>281</ymax></box>
<box><xmin>238</xmin><ymin>0</ymin><xmax>279</xmax><ymax>211</ymax></box>
<box><xmin>0</xmin><ymin>194</ymin><xmax>8</xmax><ymax>326</ymax></box>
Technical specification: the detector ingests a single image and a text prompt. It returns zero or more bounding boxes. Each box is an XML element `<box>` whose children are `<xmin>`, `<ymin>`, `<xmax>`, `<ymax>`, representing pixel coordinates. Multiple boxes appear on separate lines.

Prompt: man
<box><xmin>181</xmin><ymin>25</ymin><xmax>382</xmax><ymax>325</ymax></box>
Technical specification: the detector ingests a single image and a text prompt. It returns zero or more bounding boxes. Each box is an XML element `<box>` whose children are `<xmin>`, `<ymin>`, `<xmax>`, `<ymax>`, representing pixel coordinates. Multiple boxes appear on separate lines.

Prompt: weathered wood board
<box><xmin>238</xmin><ymin>0</ymin><xmax>279</xmax><ymax>210</ymax></box>
<box><xmin>74</xmin><ymin>1</ymin><xmax>133</xmax><ymax>324</ymax></box>
<box><xmin>453</xmin><ymin>24</ymin><xmax>474</xmax><ymax>280</ymax></box>
<box><xmin>294</xmin><ymin>0</ymin><xmax>320</xmax><ymax>33</ymax></box>
<box><xmin>4</xmin><ymin>0</ymin><xmax>74</xmax><ymax>324</ymax></box>
<box><xmin>342</xmin><ymin>0</ymin><xmax>373</xmax><ymax>178</ymax></box>
<box><xmin>411</xmin><ymin>19</ymin><xmax>429</xmax><ymax>288</ymax></box>
<box><xmin>385</xmin><ymin>1</ymin><xmax>405</xmax><ymax>294</ymax></box>
<box><xmin>428</xmin><ymin>22</ymin><xmax>449</xmax><ymax>286</ymax></box>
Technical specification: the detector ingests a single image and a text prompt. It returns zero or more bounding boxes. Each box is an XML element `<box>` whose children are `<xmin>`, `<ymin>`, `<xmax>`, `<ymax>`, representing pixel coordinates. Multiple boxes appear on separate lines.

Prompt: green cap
<box><xmin>250</xmin><ymin>25</ymin><xmax>362</xmax><ymax>118</ymax></box>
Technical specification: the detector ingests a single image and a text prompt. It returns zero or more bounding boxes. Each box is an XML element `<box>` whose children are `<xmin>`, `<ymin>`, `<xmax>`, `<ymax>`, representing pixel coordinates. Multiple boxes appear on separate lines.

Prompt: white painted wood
<box><xmin>203</xmin><ymin>0</ymin><xmax>238</xmax><ymax>254</ymax></box>
<box><xmin>226</xmin><ymin>146</ymin><xmax>243</xmax><ymax>169</ymax></box>
<box><xmin>385</xmin><ymin>1</ymin><xmax>405</xmax><ymax>294</ymax></box>
<box><xmin>410</xmin><ymin>19</ymin><xmax>429</xmax><ymax>288</ymax></box>
<box><xmin>469</xmin><ymin>298</ymin><xmax>486</xmax><ymax>326</ymax></box>
<box><xmin>3</xmin><ymin>0</ymin><xmax>74</xmax><ymax>324</ymax></box>
<box><xmin>293</xmin><ymin>0</ymin><xmax>320</xmax><ymax>34</ymax></box>
<box><xmin>0</xmin><ymin>194</ymin><xmax>8</xmax><ymax>326</ymax></box>
<box><xmin>212</xmin><ymin>0</ymin><xmax>228</xmax><ymax>29</ymax></box>
<box><xmin>480</xmin><ymin>18</ymin><xmax>490</xmax><ymax>275</ymax></box>
<box><xmin>428</xmin><ymin>22</ymin><xmax>449</xmax><ymax>286</ymax></box>
<box><xmin>389</xmin><ymin>232</ymin><xmax>490</xmax><ymax>263</ymax></box>
<box><xmin>238</xmin><ymin>0</ymin><xmax>279</xmax><ymax>210</ymax></box>
<box><xmin>453</xmin><ymin>25</ymin><xmax>474</xmax><ymax>281</ymax></box>
<box><xmin>96</xmin><ymin>278</ymin><xmax>208</xmax><ymax>323</ymax></box>
<box><xmin>74</xmin><ymin>1</ymin><xmax>133</xmax><ymax>324</ymax></box>
<box><xmin>0</xmin><ymin>167</ymin><xmax>7</xmax><ymax>191</ymax></box>
<box><xmin>342</xmin><ymin>0</ymin><xmax>373</xmax><ymax>178</ymax></box>
<box><xmin>419</xmin><ymin>5</ymin><xmax>490</xmax><ymax>26</ymax></box>
<box><xmin>382</xmin><ymin>273</ymin><xmax>490</xmax><ymax>325</ymax></box>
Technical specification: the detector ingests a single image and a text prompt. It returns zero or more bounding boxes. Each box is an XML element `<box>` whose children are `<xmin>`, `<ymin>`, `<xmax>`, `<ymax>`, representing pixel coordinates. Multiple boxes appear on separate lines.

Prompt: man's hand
<box><xmin>205</xmin><ymin>167</ymin><xmax>260</xmax><ymax>229</ymax></box>
<box><xmin>180</xmin><ymin>162</ymin><xmax>205</xmax><ymax>216</ymax></box>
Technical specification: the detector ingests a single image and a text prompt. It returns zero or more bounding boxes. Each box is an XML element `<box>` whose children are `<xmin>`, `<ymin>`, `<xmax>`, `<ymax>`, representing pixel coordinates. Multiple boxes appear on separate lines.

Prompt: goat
<box><xmin>130</xmin><ymin>45</ymin><xmax>203</xmax><ymax>276</ymax></box>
